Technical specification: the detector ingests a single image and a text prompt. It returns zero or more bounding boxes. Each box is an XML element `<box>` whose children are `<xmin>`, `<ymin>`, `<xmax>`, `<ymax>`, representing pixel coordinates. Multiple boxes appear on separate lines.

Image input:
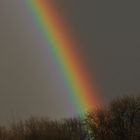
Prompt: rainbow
<box><xmin>24</xmin><ymin>0</ymin><xmax>99</xmax><ymax>115</ymax></box>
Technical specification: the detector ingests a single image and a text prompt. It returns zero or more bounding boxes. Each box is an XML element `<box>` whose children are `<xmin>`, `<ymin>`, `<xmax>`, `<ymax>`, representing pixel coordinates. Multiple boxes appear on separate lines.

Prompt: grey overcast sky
<box><xmin>0</xmin><ymin>0</ymin><xmax>140</xmax><ymax>124</ymax></box>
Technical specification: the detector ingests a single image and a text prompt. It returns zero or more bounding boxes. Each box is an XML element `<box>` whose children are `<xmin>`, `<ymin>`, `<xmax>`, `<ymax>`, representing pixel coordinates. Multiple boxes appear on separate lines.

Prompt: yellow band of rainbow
<box><xmin>25</xmin><ymin>0</ymin><xmax>99</xmax><ymax>114</ymax></box>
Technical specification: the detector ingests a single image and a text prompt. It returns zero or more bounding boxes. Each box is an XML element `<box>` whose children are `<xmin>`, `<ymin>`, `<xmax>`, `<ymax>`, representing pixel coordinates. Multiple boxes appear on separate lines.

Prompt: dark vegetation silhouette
<box><xmin>0</xmin><ymin>95</ymin><xmax>139</xmax><ymax>140</ymax></box>
<box><xmin>87</xmin><ymin>96</ymin><xmax>140</xmax><ymax>140</ymax></box>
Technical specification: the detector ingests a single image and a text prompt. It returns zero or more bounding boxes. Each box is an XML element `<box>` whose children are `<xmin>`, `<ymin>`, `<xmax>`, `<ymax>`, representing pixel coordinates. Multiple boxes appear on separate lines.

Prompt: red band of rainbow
<box><xmin>25</xmin><ymin>0</ymin><xmax>100</xmax><ymax>114</ymax></box>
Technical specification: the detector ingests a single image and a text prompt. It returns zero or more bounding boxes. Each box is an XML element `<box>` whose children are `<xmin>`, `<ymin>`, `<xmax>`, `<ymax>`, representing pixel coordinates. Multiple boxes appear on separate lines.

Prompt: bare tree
<box><xmin>87</xmin><ymin>96</ymin><xmax>140</xmax><ymax>140</ymax></box>
<box><xmin>109</xmin><ymin>96</ymin><xmax>140</xmax><ymax>140</ymax></box>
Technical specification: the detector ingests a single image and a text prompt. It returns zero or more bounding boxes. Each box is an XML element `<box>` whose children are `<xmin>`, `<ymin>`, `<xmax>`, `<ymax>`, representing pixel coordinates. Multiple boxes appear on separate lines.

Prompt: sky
<box><xmin>0</xmin><ymin>0</ymin><xmax>140</xmax><ymax>124</ymax></box>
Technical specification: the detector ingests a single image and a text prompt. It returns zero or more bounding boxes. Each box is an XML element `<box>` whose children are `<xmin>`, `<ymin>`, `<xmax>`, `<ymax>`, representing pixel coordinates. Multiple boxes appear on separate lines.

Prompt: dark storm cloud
<box><xmin>0</xmin><ymin>0</ymin><xmax>76</xmax><ymax>124</ymax></box>
<box><xmin>55</xmin><ymin>0</ymin><xmax>140</xmax><ymax>101</ymax></box>
<box><xmin>0</xmin><ymin>0</ymin><xmax>140</xmax><ymax>124</ymax></box>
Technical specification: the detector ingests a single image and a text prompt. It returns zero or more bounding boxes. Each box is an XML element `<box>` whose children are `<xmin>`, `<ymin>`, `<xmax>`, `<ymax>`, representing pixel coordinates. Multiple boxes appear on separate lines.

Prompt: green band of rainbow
<box><xmin>25</xmin><ymin>0</ymin><xmax>99</xmax><ymax>115</ymax></box>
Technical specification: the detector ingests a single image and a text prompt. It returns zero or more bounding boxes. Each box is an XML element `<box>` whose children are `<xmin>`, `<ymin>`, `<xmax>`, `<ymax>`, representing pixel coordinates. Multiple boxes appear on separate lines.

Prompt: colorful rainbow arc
<box><xmin>25</xmin><ymin>0</ymin><xmax>99</xmax><ymax>115</ymax></box>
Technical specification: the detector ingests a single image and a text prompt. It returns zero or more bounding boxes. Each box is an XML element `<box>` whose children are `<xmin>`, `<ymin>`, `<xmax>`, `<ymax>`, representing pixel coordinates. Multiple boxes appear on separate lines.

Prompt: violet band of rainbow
<box><xmin>25</xmin><ymin>0</ymin><xmax>99</xmax><ymax>115</ymax></box>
